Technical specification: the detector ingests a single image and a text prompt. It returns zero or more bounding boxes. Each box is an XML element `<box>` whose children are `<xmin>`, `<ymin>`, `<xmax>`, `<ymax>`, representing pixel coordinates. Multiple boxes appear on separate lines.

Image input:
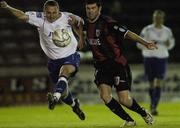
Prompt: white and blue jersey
<box><xmin>137</xmin><ymin>24</ymin><xmax>175</xmax><ymax>81</ymax></box>
<box><xmin>25</xmin><ymin>11</ymin><xmax>82</xmax><ymax>59</ymax></box>
<box><xmin>137</xmin><ymin>24</ymin><xmax>175</xmax><ymax>58</ymax></box>
<box><xmin>25</xmin><ymin>11</ymin><xmax>82</xmax><ymax>83</ymax></box>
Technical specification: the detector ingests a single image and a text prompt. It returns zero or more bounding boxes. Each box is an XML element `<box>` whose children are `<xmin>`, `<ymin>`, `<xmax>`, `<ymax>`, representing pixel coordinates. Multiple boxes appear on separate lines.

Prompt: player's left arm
<box><xmin>68</xmin><ymin>15</ymin><xmax>84</xmax><ymax>50</ymax></box>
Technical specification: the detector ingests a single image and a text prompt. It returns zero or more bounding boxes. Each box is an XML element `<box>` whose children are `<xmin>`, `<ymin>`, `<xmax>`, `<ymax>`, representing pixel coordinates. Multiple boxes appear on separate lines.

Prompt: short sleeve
<box><xmin>25</xmin><ymin>11</ymin><xmax>44</xmax><ymax>27</ymax></box>
<box><xmin>140</xmin><ymin>27</ymin><xmax>147</xmax><ymax>38</ymax></box>
<box><xmin>108</xmin><ymin>22</ymin><xmax>128</xmax><ymax>38</ymax></box>
<box><xmin>167</xmin><ymin>29</ymin><xmax>175</xmax><ymax>50</ymax></box>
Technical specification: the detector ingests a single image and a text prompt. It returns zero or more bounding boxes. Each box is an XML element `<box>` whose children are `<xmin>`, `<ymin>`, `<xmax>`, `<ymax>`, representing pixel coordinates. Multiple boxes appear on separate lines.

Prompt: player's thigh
<box><xmin>155</xmin><ymin>58</ymin><xmax>168</xmax><ymax>79</ymax></box>
<box><xmin>98</xmin><ymin>84</ymin><xmax>112</xmax><ymax>95</ymax></box>
<box><xmin>144</xmin><ymin>58</ymin><xmax>155</xmax><ymax>81</ymax></box>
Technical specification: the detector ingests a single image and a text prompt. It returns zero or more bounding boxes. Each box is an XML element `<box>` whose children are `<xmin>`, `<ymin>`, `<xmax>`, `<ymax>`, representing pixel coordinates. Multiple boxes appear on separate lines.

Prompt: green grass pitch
<box><xmin>0</xmin><ymin>102</ymin><xmax>180</xmax><ymax>128</ymax></box>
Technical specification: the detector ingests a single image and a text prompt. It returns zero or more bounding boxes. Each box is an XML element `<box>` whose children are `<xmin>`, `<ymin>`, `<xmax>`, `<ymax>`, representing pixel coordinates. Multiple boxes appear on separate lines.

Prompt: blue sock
<box><xmin>61</xmin><ymin>92</ymin><xmax>74</xmax><ymax>106</ymax></box>
<box><xmin>55</xmin><ymin>76</ymin><xmax>68</xmax><ymax>93</ymax></box>
<box><xmin>149</xmin><ymin>88</ymin><xmax>156</xmax><ymax>110</ymax></box>
<box><xmin>154</xmin><ymin>87</ymin><xmax>161</xmax><ymax>109</ymax></box>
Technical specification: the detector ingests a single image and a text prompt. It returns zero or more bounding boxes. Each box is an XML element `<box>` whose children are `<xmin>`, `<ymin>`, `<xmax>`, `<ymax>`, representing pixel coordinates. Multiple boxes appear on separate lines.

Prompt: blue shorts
<box><xmin>47</xmin><ymin>52</ymin><xmax>80</xmax><ymax>84</ymax></box>
<box><xmin>144</xmin><ymin>57</ymin><xmax>168</xmax><ymax>81</ymax></box>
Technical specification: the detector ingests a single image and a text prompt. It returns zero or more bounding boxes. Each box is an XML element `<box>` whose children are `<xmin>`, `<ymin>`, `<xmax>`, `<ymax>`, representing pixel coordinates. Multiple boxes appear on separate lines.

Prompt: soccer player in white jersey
<box><xmin>0</xmin><ymin>0</ymin><xmax>85</xmax><ymax>120</ymax></box>
<box><xmin>137</xmin><ymin>10</ymin><xmax>175</xmax><ymax>115</ymax></box>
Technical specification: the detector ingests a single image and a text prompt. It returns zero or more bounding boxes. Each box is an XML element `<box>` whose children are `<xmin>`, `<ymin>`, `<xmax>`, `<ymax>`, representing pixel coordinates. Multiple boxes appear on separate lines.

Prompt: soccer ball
<box><xmin>52</xmin><ymin>29</ymin><xmax>71</xmax><ymax>47</ymax></box>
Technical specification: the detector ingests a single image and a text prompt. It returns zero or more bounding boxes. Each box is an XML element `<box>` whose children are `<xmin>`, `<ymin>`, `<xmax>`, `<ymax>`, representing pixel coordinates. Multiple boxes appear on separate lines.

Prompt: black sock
<box><xmin>105</xmin><ymin>97</ymin><xmax>134</xmax><ymax>121</ymax></box>
<box><xmin>127</xmin><ymin>99</ymin><xmax>147</xmax><ymax>117</ymax></box>
<box><xmin>149</xmin><ymin>88</ymin><xmax>153</xmax><ymax>101</ymax></box>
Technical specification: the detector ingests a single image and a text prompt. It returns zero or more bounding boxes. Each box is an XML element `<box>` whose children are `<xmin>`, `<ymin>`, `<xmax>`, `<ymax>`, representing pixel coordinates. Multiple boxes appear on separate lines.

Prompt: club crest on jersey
<box><xmin>96</xmin><ymin>29</ymin><xmax>101</xmax><ymax>37</ymax></box>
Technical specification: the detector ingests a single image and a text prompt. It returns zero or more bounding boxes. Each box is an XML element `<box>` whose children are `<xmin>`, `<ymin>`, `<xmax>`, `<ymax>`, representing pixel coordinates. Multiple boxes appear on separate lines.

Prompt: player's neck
<box><xmin>88</xmin><ymin>13</ymin><xmax>100</xmax><ymax>23</ymax></box>
<box><xmin>154</xmin><ymin>23</ymin><xmax>163</xmax><ymax>29</ymax></box>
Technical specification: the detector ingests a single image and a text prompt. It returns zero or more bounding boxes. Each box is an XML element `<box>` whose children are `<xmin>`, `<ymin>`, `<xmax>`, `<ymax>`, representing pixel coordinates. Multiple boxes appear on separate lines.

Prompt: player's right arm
<box><xmin>108</xmin><ymin>22</ymin><xmax>157</xmax><ymax>50</ymax></box>
<box><xmin>0</xmin><ymin>1</ymin><xmax>28</xmax><ymax>22</ymax></box>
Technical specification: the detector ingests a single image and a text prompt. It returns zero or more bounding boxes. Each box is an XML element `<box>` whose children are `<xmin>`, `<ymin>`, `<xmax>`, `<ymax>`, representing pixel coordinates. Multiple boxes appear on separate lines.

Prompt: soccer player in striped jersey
<box><xmin>84</xmin><ymin>0</ymin><xmax>157</xmax><ymax>127</ymax></box>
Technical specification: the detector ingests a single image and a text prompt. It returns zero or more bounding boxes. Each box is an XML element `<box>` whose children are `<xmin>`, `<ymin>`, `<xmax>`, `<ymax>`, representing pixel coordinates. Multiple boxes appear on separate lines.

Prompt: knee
<box><xmin>60</xmin><ymin>65</ymin><xmax>76</xmax><ymax>77</ymax></box>
<box><xmin>100</xmin><ymin>93</ymin><xmax>112</xmax><ymax>104</ymax></box>
<box><xmin>156</xmin><ymin>79</ymin><xmax>164</xmax><ymax>87</ymax></box>
<box><xmin>119</xmin><ymin>96</ymin><xmax>132</xmax><ymax>106</ymax></box>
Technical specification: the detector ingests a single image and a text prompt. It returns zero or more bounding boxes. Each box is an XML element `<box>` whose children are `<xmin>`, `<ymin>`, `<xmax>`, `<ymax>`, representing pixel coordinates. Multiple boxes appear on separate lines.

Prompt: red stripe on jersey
<box><xmin>91</xmin><ymin>46</ymin><xmax>107</xmax><ymax>61</ymax></box>
<box><xmin>106</xmin><ymin>35</ymin><xmax>127</xmax><ymax>65</ymax></box>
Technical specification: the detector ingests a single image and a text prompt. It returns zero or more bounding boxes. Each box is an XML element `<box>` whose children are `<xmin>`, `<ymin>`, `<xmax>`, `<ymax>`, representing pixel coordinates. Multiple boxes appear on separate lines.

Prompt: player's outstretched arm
<box><xmin>125</xmin><ymin>30</ymin><xmax>158</xmax><ymax>50</ymax></box>
<box><xmin>69</xmin><ymin>15</ymin><xmax>84</xmax><ymax>50</ymax></box>
<box><xmin>0</xmin><ymin>1</ymin><xmax>28</xmax><ymax>22</ymax></box>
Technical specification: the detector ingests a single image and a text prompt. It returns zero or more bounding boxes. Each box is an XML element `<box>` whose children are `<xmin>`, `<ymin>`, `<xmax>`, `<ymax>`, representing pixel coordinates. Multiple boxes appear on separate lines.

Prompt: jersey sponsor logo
<box><xmin>88</xmin><ymin>38</ymin><xmax>101</xmax><ymax>45</ymax></box>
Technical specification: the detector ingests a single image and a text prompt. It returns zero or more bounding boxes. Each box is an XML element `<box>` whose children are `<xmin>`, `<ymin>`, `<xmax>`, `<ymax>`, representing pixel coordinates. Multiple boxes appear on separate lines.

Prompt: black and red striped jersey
<box><xmin>84</xmin><ymin>15</ymin><xmax>128</xmax><ymax>66</ymax></box>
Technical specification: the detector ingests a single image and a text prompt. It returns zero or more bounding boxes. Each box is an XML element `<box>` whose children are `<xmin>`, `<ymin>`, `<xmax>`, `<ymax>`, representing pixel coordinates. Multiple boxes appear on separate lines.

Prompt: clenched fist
<box><xmin>0</xmin><ymin>1</ymin><xmax>8</xmax><ymax>8</ymax></box>
<box><xmin>145</xmin><ymin>41</ymin><xmax>158</xmax><ymax>50</ymax></box>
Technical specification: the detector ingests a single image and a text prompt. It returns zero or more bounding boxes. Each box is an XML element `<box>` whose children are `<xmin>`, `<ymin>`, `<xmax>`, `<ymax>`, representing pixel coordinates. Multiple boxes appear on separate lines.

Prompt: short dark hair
<box><xmin>153</xmin><ymin>9</ymin><xmax>166</xmax><ymax>18</ymax></box>
<box><xmin>43</xmin><ymin>0</ymin><xmax>59</xmax><ymax>9</ymax></box>
<box><xmin>85</xmin><ymin>0</ymin><xmax>102</xmax><ymax>7</ymax></box>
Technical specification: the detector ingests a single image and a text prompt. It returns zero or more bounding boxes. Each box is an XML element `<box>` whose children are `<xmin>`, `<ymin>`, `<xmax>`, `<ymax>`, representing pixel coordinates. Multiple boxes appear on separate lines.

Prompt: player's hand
<box><xmin>146</xmin><ymin>41</ymin><xmax>158</xmax><ymax>50</ymax></box>
<box><xmin>0</xmin><ymin>1</ymin><xmax>8</xmax><ymax>8</ymax></box>
<box><xmin>68</xmin><ymin>15</ymin><xmax>77</xmax><ymax>26</ymax></box>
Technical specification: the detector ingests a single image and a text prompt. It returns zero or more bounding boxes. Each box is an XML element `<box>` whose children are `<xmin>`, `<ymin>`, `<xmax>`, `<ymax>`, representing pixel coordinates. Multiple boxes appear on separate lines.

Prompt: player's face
<box><xmin>44</xmin><ymin>5</ymin><xmax>60</xmax><ymax>23</ymax></box>
<box><xmin>86</xmin><ymin>3</ymin><xmax>101</xmax><ymax>22</ymax></box>
<box><xmin>153</xmin><ymin>13</ymin><xmax>164</xmax><ymax>25</ymax></box>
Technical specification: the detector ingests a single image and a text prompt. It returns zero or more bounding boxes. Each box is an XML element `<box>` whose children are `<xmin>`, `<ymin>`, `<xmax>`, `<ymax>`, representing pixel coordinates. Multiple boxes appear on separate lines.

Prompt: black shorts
<box><xmin>94</xmin><ymin>60</ymin><xmax>132</xmax><ymax>92</ymax></box>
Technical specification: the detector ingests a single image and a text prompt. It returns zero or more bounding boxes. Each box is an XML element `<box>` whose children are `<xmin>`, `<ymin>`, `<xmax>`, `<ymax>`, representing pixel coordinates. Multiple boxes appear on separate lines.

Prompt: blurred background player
<box><xmin>137</xmin><ymin>10</ymin><xmax>175</xmax><ymax>115</ymax></box>
<box><xmin>83</xmin><ymin>0</ymin><xmax>157</xmax><ymax>127</ymax></box>
<box><xmin>0</xmin><ymin>0</ymin><xmax>85</xmax><ymax>120</ymax></box>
